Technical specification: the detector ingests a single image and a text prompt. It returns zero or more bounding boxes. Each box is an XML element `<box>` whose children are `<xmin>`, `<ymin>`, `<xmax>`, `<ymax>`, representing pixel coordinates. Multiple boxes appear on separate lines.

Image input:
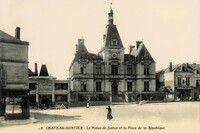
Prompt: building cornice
<box><xmin>0</xmin><ymin>59</ymin><xmax>28</xmax><ymax>63</ymax></box>
<box><xmin>0</xmin><ymin>38</ymin><xmax>29</xmax><ymax>46</ymax></box>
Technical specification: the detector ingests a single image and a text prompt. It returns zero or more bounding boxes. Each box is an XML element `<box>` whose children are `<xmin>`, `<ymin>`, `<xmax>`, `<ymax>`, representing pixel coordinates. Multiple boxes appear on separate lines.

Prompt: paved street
<box><xmin>0</xmin><ymin>102</ymin><xmax>200</xmax><ymax>133</ymax></box>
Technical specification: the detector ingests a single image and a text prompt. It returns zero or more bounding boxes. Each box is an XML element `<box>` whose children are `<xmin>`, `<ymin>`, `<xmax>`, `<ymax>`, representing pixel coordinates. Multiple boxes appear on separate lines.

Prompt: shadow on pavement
<box><xmin>32</xmin><ymin>112</ymin><xmax>82</xmax><ymax>123</ymax></box>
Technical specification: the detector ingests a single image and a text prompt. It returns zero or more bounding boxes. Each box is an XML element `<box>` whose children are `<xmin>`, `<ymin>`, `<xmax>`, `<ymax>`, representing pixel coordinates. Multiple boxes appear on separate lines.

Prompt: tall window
<box><xmin>80</xmin><ymin>64</ymin><xmax>86</xmax><ymax>74</ymax></box>
<box><xmin>144</xmin><ymin>81</ymin><xmax>149</xmax><ymax>91</ymax></box>
<box><xmin>196</xmin><ymin>80</ymin><xmax>200</xmax><ymax>86</ymax></box>
<box><xmin>96</xmin><ymin>65</ymin><xmax>101</xmax><ymax>74</ymax></box>
<box><xmin>144</xmin><ymin>67</ymin><xmax>149</xmax><ymax>75</ymax></box>
<box><xmin>111</xmin><ymin>65</ymin><xmax>118</xmax><ymax>75</ymax></box>
<box><xmin>197</xmin><ymin>70</ymin><xmax>199</xmax><ymax>74</ymax></box>
<box><xmin>96</xmin><ymin>82</ymin><xmax>101</xmax><ymax>92</ymax></box>
<box><xmin>81</xmin><ymin>82</ymin><xmax>87</xmax><ymax>91</ymax></box>
<box><xmin>127</xmin><ymin>65</ymin><xmax>133</xmax><ymax>75</ymax></box>
<box><xmin>178</xmin><ymin>77</ymin><xmax>182</xmax><ymax>85</ymax></box>
<box><xmin>186</xmin><ymin>77</ymin><xmax>190</xmax><ymax>85</ymax></box>
<box><xmin>127</xmin><ymin>82</ymin><xmax>132</xmax><ymax>92</ymax></box>
<box><xmin>80</xmin><ymin>67</ymin><xmax>84</xmax><ymax>74</ymax></box>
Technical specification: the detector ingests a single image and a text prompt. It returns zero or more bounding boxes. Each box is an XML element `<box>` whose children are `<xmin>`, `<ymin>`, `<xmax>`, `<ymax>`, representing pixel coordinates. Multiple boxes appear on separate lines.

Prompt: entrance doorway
<box><xmin>39</xmin><ymin>95</ymin><xmax>52</xmax><ymax>107</ymax></box>
<box><xmin>112</xmin><ymin>81</ymin><xmax>118</xmax><ymax>95</ymax></box>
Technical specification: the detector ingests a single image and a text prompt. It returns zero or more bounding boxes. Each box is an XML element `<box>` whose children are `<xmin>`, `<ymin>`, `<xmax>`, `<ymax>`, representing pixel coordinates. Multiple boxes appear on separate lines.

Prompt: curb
<box><xmin>0</xmin><ymin>115</ymin><xmax>39</xmax><ymax>127</ymax></box>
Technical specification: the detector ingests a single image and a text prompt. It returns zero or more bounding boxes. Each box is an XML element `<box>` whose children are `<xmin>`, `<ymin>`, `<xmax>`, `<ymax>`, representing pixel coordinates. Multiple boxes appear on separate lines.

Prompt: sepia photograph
<box><xmin>0</xmin><ymin>0</ymin><xmax>200</xmax><ymax>133</ymax></box>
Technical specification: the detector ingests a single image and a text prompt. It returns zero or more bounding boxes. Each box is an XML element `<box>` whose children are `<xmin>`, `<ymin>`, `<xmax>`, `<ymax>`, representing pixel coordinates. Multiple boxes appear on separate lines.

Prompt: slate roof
<box><xmin>39</xmin><ymin>64</ymin><xmax>49</xmax><ymax>76</ymax></box>
<box><xmin>157</xmin><ymin>63</ymin><xmax>200</xmax><ymax>73</ymax></box>
<box><xmin>101</xmin><ymin>25</ymin><xmax>124</xmax><ymax>50</ymax></box>
<box><xmin>124</xmin><ymin>54</ymin><xmax>135</xmax><ymax>61</ymax></box>
<box><xmin>0</xmin><ymin>29</ymin><xmax>29</xmax><ymax>45</ymax></box>
<box><xmin>130</xmin><ymin>42</ymin><xmax>155</xmax><ymax>63</ymax></box>
<box><xmin>28</xmin><ymin>68</ymin><xmax>35</xmax><ymax>76</ymax></box>
<box><xmin>100</xmin><ymin>9</ymin><xmax>124</xmax><ymax>52</ymax></box>
<box><xmin>0</xmin><ymin>30</ymin><xmax>18</xmax><ymax>40</ymax></box>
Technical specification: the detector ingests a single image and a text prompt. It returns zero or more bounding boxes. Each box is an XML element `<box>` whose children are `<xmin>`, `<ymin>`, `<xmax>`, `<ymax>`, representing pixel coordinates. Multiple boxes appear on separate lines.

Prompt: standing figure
<box><xmin>106</xmin><ymin>105</ymin><xmax>113</xmax><ymax>120</ymax></box>
<box><xmin>86</xmin><ymin>98</ymin><xmax>90</xmax><ymax>108</ymax></box>
<box><xmin>86</xmin><ymin>101</ymin><xmax>89</xmax><ymax>108</ymax></box>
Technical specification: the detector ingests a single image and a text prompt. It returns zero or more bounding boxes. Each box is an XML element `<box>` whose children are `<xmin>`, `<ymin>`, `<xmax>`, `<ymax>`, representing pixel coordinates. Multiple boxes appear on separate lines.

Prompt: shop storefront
<box><xmin>1</xmin><ymin>90</ymin><xmax>29</xmax><ymax>120</ymax></box>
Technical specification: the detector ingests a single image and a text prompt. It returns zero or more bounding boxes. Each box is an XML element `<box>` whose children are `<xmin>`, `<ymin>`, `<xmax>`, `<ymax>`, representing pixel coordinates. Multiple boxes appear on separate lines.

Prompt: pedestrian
<box><xmin>86</xmin><ymin>98</ymin><xmax>90</xmax><ymax>108</ymax></box>
<box><xmin>86</xmin><ymin>102</ymin><xmax>89</xmax><ymax>108</ymax></box>
<box><xmin>106</xmin><ymin>105</ymin><xmax>113</xmax><ymax>120</ymax></box>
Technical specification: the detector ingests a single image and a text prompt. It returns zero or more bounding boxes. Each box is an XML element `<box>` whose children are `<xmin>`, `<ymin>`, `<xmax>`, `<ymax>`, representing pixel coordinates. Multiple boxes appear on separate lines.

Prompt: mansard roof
<box><xmin>101</xmin><ymin>25</ymin><xmax>124</xmax><ymax>50</ymax></box>
<box><xmin>100</xmin><ymin>9</ymin><xmax>124</xmax><ymax>51</ymax></box>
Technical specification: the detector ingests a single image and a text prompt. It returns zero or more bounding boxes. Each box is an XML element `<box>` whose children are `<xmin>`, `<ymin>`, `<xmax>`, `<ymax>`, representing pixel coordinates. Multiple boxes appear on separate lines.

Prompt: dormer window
<box><xmin>182</xmin><ymin>66</ymin><xmax>186</xmax><ymax>71</ymax></box>
<box><xmin>197</xmin><ymin>70</ymin><xmax>199</xmax><ymax>74</ymax></box>
<box><xmin>111</xmin><ymin>39</ymin><xmax>118</xmax><ymax>46</ymax></box>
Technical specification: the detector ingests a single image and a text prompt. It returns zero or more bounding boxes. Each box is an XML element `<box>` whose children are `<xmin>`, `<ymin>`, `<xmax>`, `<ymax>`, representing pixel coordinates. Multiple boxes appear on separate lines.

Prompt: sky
<box><xmin>0</xmin><ymin>0</ymin><xmax>200</xmax><ymax>80</ymax></box>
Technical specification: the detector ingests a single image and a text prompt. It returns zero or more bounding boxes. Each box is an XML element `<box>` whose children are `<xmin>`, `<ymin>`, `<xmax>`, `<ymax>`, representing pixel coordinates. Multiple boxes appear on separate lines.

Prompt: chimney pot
<box><xmin>15</xmin><ymin>27</ymin><xmax>20</xmax><ymax>39</ymax></box>
<box><xmin>78</xmin><ymin>39</ymin><xmax>84</xmax><ymax>44</ymax></box>
<box><xmin>103</xmin><ymin>34</ymin><xmax>106</xmax><ymax>40</ymax></box>
<box><xmin>169</xmin><ymin>62</ymin><xmax>172</xmax><ymax>72</ymax></box>
<box><xmin>136</xmin><ymin>41</ymin><xmax>142</xmax><ymax>49</ymax></box>
<box><xmin>34</xmin><ymin>63</ymin><xmax>38</xmax><ymax>76</ymax></box>
<box><xmin>129</xmin><ymin>45</ymin><xmax>135</xmax><ymax>53</ymax></box>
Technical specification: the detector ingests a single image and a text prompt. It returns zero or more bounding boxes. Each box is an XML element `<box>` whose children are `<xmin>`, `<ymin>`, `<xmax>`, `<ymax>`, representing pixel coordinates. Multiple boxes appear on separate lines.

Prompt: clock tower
<box><xmin>100</xmin><ymin>8</ymin><xmax>125</xmax><ymax>75</ymax></box>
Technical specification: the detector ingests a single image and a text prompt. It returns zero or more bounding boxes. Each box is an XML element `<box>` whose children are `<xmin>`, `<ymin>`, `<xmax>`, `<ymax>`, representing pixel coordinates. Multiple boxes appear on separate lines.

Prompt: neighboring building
<box><xmin>69</xmin><ymin>9</ymin><xmax>156</xmax><ymax>105</ymax></box>
<box><xmin>29</xmin><ymin>63</ymin><xmax>70</xmax><ymax>108</ymax></box>
<box><xmin>156</xmin><ymin>62</ymin><xmax>200</xmax><ymax>101</ymax></box>
<box><xmin>0</xmin><ymin>27</ymin><xmax>29</xmax><ymax>119</ymax></box>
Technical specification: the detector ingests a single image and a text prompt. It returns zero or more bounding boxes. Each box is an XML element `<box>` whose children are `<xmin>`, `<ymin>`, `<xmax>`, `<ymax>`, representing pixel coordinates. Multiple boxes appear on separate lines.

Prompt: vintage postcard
<box><xmin>0</xmin><ymin>0</ymin><xmax>200</xmax><ymax>133</ymax></box>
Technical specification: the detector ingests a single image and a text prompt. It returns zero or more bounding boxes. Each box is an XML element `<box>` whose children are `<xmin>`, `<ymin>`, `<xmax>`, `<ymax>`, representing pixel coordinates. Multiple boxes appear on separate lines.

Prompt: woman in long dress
<box><xmin>106</xmin><ymin>105</ymin><xmax>113</xmax><ymax>120</ymax></box>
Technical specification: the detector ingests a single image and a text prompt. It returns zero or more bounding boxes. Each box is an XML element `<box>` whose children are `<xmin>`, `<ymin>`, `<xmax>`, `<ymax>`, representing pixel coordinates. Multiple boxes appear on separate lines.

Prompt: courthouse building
<box><xmin>0</xmin><ymin>27</ymin><xmax>29</xmax><ymax>119</ymax></box>
<box><xmin>69</xmin><ymin>9</ymin><xmax>156</xmax><ymax>104</ymax></box>
<box><xmin>29</xmin><ymin>63</ymin><xmax>70</xmax><ymax>108</ymax></box>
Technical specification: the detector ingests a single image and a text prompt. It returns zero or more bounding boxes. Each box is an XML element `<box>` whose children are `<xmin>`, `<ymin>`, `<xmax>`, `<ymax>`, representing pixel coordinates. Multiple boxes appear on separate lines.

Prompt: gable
<box><xmin>134</xmin><ymin>43</ymin><xmax>155</xmax><ymax>63</ymax></box>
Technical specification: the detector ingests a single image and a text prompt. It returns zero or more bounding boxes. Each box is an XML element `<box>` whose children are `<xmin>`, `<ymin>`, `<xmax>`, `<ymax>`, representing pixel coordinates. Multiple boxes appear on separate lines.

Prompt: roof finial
<box><xmin>108</xmin><ymin>2</ymin><xmax>114</xmax><ymax>25</ymax></box>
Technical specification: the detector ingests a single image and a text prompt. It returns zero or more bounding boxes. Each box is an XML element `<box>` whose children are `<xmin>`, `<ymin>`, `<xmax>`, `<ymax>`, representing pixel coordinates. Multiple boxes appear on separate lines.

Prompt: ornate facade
<box><xmin>29</xmin><ymin>64</ymin><xmax>70</xmax><ymax>109</ymax></box>
<box><xmin>69</xmin><ymin>9</ymin><xmax>156</xmax><ymax>104</ymax></box>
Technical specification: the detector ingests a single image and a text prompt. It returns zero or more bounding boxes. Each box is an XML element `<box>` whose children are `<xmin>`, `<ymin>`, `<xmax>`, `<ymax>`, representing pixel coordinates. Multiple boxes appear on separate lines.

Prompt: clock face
<box><xmin>112</xmin><ymin>53</ymin><xmax>117</xmax><ymax>58</ymax></box>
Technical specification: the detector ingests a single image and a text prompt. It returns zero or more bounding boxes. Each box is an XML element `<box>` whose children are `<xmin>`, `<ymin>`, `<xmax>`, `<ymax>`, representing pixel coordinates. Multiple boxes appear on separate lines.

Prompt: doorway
<box><xmin>112</xmin><ymin>81</ymin><xmax>118</xmax><ymax>95</ymax></box>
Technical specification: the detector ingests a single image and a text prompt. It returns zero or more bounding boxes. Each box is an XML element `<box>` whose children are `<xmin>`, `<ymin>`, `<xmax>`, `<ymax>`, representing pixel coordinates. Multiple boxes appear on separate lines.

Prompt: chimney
<box><xmin>186</xmin><ymin>63</ymin><xmax>189</xmax><ymax>68</ymax></box>
<box><xmin>136</xmin><ymin>41</ymin><xmax>142</xmax><ymax>49</ymax></box>
<box><xmin>15</xmin><ymin>27</ymin><xmax>20</xmax><ymax>39</ymax></box>
<box><xmin>169</xmin><ymin>62</ymin><xmax>172</xmax><ymax>72</ymax></box>
<box><xmin>34</xmin><ymin>63</ymin><xmax>38</xmax><ymax>76</ymax></box>
<box><xmin>129</xmin><ymin>45</ymin><xmax>135</xmax><ymax>53</ymax></box>
<box><xmin>78</xmin><ymin>38</ymin><xmax>84</xmax><ymax>45</ymax></box>
<box><xmin>103</xmin><ymin>34</ymin><xmax>106</xmax><ymax>41</ymax></box>
<box><xmin>76</xmin><ymin>44</ymin><xmax>78</xmax><ymax>52</ymax></box>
